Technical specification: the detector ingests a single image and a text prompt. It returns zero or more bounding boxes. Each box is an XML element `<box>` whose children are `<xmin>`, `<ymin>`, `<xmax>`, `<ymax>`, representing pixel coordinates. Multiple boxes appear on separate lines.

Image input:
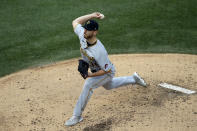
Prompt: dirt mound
<box><xmin>0</xmin><ymin>54</ymin><xmax>197</xmax><ymax>131</ymax></box>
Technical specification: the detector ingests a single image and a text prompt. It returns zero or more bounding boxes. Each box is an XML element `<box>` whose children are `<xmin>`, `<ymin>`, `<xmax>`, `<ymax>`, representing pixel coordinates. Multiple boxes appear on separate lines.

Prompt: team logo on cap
<box><xmin>87</xmin><ymin>21</ymin><xmax>90</xmax><ymax>24</ymax></box>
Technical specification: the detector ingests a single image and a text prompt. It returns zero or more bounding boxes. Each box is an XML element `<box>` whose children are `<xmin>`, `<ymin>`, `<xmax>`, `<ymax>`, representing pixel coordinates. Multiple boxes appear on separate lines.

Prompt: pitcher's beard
<box><xmin>84</xmin><ymin>34</ymin><xmax>93</xmax><ymax>39</ymax></box>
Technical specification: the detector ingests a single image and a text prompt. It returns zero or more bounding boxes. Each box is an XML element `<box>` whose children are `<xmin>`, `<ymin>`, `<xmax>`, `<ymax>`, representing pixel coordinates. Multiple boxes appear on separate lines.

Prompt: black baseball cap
<box><xmin>83</xmin><ymin>20</ymin><xmax>99</xmax><ymax>31</ymax></box>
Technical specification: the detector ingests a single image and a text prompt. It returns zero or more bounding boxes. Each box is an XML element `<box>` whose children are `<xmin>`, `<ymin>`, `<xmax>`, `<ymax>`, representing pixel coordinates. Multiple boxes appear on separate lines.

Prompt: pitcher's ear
<box><xmin>94</xmin><ymin>31</ymin><xmax>98</xmax><ymax>35</ymax></box>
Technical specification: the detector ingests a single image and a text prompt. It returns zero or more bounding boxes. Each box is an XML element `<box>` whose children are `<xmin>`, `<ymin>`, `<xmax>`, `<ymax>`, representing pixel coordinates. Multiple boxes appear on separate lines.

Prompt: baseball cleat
<box><xmin>133</xmin><ymin>72</ymin><xmax>147</xmax><ymax>87</ymax></box>
<box><xmin>65</xmin><ymin>116</ymin><xmax>83</xmax><ymax>126</ymax></box>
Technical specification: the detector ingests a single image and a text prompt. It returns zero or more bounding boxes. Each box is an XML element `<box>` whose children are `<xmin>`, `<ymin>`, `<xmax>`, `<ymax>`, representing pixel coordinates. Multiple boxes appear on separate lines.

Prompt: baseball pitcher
<box><xmin>65</xmin><ymin>12</ymin><xmax>147</xmax><ymax>126</ymax></box>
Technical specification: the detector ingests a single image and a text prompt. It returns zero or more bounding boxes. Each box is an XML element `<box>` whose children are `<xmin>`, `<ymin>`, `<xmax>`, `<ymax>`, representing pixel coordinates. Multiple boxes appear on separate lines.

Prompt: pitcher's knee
<box><xmin>84</xmin><ymin>85</ymin><xmax>91</xmax><ymax>91</ymax></box>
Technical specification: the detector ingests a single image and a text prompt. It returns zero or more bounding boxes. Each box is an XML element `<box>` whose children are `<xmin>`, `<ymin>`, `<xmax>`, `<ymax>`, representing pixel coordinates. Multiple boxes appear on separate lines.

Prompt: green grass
<box><xmin>0</xmin><ymin>0</ymin><xmax>197</xmax><ymax>77</ymax></box>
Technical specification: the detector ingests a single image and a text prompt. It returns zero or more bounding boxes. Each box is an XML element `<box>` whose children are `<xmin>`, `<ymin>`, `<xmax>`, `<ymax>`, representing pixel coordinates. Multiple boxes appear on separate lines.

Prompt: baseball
<box><xmin>99</xmin><ymin>14</ymin><xmax>105</xmax><ymax>19</ymax></box>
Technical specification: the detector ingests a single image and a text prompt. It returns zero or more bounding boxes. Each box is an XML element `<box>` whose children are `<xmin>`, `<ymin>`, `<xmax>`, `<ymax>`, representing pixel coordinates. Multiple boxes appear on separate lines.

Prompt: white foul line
<box><xmin>158</xmin><ymin>83</ymin><xmax>196</xmax><ymax>94</ymax></box>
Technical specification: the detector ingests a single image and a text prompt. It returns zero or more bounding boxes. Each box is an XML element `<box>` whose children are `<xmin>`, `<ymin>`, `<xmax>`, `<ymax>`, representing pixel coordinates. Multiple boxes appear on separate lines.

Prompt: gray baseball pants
<box><xmin>73</xmin><ymin>73</ymin><xmax>136</xmax><ymax>117</ymax></box>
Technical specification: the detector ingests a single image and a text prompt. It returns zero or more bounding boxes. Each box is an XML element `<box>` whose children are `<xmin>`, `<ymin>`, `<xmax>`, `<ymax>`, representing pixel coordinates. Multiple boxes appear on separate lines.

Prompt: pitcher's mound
<box><xmin>0</xmin><ymin>54</ymin><xmax>197</xmax><ymax>131</ymax></box>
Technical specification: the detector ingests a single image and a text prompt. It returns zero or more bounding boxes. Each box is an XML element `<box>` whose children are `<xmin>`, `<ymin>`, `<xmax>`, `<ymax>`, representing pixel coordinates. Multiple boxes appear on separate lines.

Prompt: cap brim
<box><xmin>83</xmin><ymin>26</ymin><xmax>92</xmax><ymax>31</ymax></box>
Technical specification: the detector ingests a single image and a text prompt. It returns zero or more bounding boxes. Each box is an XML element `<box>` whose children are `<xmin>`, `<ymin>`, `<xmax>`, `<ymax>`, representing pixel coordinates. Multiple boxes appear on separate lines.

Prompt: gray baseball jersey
<box><xmin>74</xmin><ymin>24</ymin><xmax>115</xmax><ymax>75</ymax></box>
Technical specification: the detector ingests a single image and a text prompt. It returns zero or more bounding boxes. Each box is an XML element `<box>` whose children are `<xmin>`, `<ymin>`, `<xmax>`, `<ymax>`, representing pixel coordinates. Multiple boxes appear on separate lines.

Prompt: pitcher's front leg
<box><xmin>73</xmin><ymin>79</ymin><xmax>94</xmax><ymax>117</ymax></box>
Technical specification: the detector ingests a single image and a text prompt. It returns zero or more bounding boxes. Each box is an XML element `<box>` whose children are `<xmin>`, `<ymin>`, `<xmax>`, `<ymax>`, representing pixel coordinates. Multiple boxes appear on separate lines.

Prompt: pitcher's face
<box><xmin>84</xmin><ymin>29</ymin><xmax>96</xmax><ymax>39</ymax></box>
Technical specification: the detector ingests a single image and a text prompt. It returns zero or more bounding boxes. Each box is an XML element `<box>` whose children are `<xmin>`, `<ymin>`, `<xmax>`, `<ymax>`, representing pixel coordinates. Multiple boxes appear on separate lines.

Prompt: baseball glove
<box><xmin>78</xmin><ymin>59</ymin><xmax>89</xmax><ymax>79</ymax></box>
